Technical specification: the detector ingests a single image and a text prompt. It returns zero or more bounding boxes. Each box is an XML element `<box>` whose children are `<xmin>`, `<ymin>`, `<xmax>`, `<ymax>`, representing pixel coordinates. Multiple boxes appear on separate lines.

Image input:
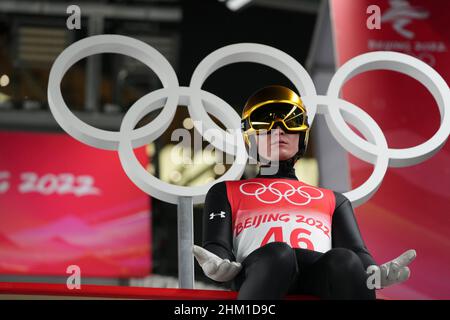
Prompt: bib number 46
<box><xmin>260</xmin><ymin>226</ymin><xmax>314</xmax><ymax>250</ymax></box>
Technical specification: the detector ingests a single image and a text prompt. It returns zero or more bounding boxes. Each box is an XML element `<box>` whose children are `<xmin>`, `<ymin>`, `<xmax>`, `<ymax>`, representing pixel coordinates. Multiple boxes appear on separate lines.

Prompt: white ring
<box><xmin>327</xmin><ymin>51</ymin><xmax>450</xmax><ymax>168</ymax></box>
<box><xmin>118</xmin><ymin>87</ymin><xmax>247</xmax><ymax>204</ymax></box>
<box><xmin>240</xmin><ymin>181</ymin><xmax>282</xmax><ymax>204</ymax></box>
<box><xmin>189</xmin><ymin>43</ymin><xmax>317</xmax><ymax>154</ymax></box>
<box><xmin>267</xmin><ymin>181</ymin><xmax>295</xmax><ymax>204</ymax></box>
<box><xmin>48</xmin><ymin>34</ymin><xmax>179</xmax><ymax>150</ymax></box>
<box><xmin>304</xmin><ymin>95</ymin><xmax>389</xmax><ymax>207</ymax></box>
<box><xmin>297</xmin><ymin>185</ymin><xmax>324</xmax><ymax>202</ymax></box>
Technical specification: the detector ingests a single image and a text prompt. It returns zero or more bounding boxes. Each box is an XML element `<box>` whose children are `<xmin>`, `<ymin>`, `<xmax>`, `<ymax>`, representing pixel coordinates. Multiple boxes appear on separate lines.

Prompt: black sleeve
<box><xmin>202</xmin><ymin>181</ymin><xmax>236</xmax><ymax>262</ymax></box>
<box><xmin>331</xmin><ymin>192</ymin><xmax>377</xmax><ymax>269</ymax></box>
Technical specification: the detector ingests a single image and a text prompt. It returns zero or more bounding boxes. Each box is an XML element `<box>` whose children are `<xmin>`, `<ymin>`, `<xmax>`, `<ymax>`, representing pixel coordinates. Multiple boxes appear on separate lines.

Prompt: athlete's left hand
<box><xmin>376</xmin><ymin>249</ymin><xmax>416</xmax><ymax>288</ymax></box>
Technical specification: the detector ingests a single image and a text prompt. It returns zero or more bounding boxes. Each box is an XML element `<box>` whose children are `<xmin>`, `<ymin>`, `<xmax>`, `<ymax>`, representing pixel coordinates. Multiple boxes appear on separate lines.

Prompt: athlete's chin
<box><xmin>278</xmin><ymin>153</ymin><xmax>295</xmax><ymax>161</ymax></box>
<box><xmin>277</xmin><ymin>149</ymin><xmax>296</xmax><ymax>161</ymax></box>
<box><xmin>267</xmin><ymin>152</ymin><xmax>296</xmax><ymax>161</ymax></box>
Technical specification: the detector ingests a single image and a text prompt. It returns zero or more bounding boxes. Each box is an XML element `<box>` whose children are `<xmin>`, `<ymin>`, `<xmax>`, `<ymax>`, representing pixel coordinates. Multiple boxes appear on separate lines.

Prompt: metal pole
<box><xmin>85</xmin><ymin>15</ymin><xmax>103</xmax><ymax>112</ymax></box>
<box><xmin>177</xmin><ymin>196</ymin><xmax>194</xmax><ymax>289</ymax></box>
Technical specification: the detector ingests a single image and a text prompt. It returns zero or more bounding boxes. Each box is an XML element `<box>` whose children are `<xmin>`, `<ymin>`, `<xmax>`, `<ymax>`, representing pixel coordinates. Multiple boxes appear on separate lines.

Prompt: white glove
<box><xmin>369</xmin><ymin>249</ymin><xmax>416</xmax><ymax>289</ymax></box>
<box><xmin>192</xmin><ymin>245</ymin><xmax>242</xmax><ymax>282</ymax></box>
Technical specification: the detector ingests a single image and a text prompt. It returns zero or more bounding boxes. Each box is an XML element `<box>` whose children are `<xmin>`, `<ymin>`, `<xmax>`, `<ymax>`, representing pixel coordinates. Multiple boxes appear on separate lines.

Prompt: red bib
<box><xmin>226</xmin><ymin>178</ymin><xmax>336</xmax><ymax>263</ymax></box>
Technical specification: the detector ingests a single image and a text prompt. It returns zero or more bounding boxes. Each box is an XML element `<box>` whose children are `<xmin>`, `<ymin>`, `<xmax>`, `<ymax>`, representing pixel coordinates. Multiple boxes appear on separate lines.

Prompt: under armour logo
<box><xmin>209</xmin><ymin>211</ymin><xmax>226</xmax><ymax>220</ymax></box>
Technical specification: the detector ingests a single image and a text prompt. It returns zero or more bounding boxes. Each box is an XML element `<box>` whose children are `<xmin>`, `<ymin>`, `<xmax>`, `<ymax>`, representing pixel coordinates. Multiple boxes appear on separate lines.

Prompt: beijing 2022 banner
<box><xmin>330</xmin><ymin>0</ymin><xmax>450</xmax><ymax>299</ymax></box>
<box><xmin>0</xmin><ymin>131</ymin><xmax>151</xmax><ymax>277</ymax></box>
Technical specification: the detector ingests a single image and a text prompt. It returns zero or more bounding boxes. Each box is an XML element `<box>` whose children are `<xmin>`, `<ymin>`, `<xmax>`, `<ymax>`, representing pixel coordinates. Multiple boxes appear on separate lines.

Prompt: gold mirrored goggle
<box><xmin>241</xmin><ymin>102</ymin><xmax>309</xmax><ymax>135</ymax></box>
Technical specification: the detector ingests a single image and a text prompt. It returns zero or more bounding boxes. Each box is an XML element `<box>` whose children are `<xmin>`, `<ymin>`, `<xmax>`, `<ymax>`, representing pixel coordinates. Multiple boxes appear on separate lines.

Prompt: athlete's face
<box><xmin>256</xmin><ymin>126</ymin><xmax>299</xmax><ymax>161</ymax></box>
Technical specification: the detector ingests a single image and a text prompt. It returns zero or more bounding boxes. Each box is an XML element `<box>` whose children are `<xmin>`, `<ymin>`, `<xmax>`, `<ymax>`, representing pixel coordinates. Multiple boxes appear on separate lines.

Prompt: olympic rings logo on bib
<box><xmin>47</xmin><ymin>35</ymin><xmax>450</xmax><ymax>208</ymax></box>
<box><xmin>239</xmin><ymin>181</ymin><xmax>324</xmax><ymax>206</ymax></box>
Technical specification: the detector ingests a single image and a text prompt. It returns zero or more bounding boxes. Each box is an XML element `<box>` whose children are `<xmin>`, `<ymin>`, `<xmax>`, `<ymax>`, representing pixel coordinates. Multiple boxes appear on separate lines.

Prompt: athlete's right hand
<box><xmin>192</xmin><ymin>245</ymin><xmax>242</xmax><ymax>282</ymax></box>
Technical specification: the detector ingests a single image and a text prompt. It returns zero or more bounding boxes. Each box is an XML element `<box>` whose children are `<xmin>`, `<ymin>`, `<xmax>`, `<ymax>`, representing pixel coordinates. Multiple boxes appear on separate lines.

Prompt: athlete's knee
<box><xmin>255</xmin><ymin>242</ymin><xmax>297</xmax><ymax>273</ymax></box>
<box><xmin>261</xmin><ymin>242</ymin><xmax>295</xmax><ymax>261</ymax></box>
<box><xmin>323</xmin><ymin>248</ymin><xmax>364</xmax><ymax>278</ymax></box>
<box><xmin>320</xmin><ymin>248</ymin><xmax>374</xmax><ymax>299</ymax></box>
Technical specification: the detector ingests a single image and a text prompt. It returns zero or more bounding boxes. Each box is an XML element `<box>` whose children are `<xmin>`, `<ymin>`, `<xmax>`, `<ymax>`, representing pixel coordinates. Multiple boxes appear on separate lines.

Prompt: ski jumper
<box><xmin>202</xmin><ymin>160</ymin><xmax>376</xmax><ymax>299</ymax></box>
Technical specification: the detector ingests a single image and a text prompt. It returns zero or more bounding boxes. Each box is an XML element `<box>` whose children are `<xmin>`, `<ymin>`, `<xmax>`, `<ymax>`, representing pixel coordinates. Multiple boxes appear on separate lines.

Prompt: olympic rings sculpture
<box><xmin>47</xmin><ymin>35</ymin><xmax>450</xmax><ymax>207</ymax></box>
<box><xmin>240</xmin><ymin>181</ymin><xmax>324</xmax><ymax>206</ymax></box>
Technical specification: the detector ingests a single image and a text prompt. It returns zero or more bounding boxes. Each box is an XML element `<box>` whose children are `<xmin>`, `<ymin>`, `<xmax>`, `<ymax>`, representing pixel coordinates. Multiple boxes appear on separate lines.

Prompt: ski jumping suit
<box><xmin>202</xmin><ymin>161</ymin><xmax>376</xmax><ymax>300</ymax></box>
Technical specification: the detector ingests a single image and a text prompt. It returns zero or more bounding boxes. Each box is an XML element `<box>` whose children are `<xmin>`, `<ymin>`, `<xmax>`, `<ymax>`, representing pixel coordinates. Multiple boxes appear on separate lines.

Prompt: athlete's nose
<box><xmin>272</xmin><ymin>122</ymin><xmax>285</xmax><ymax>135</ymax></box>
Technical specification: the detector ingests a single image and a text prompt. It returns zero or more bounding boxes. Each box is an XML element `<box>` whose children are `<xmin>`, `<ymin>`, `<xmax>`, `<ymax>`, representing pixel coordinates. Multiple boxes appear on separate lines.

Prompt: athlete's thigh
<box><xmin>231</xmin><ymin>242</ymin><xmax>296</xmax><ymax>291</ymax></box>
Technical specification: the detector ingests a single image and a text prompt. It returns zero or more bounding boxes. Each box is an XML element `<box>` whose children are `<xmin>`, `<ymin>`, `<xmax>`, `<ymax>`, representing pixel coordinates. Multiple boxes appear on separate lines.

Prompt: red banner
<box><xmin>330</xmin><ymin>0</ymin><xmax>450</xmax><ymax>299</ymax></box>
<box><xmin>0</xmin><ymin>131</ymin><xmax>151</xmax><ymax>277</ymax></box>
